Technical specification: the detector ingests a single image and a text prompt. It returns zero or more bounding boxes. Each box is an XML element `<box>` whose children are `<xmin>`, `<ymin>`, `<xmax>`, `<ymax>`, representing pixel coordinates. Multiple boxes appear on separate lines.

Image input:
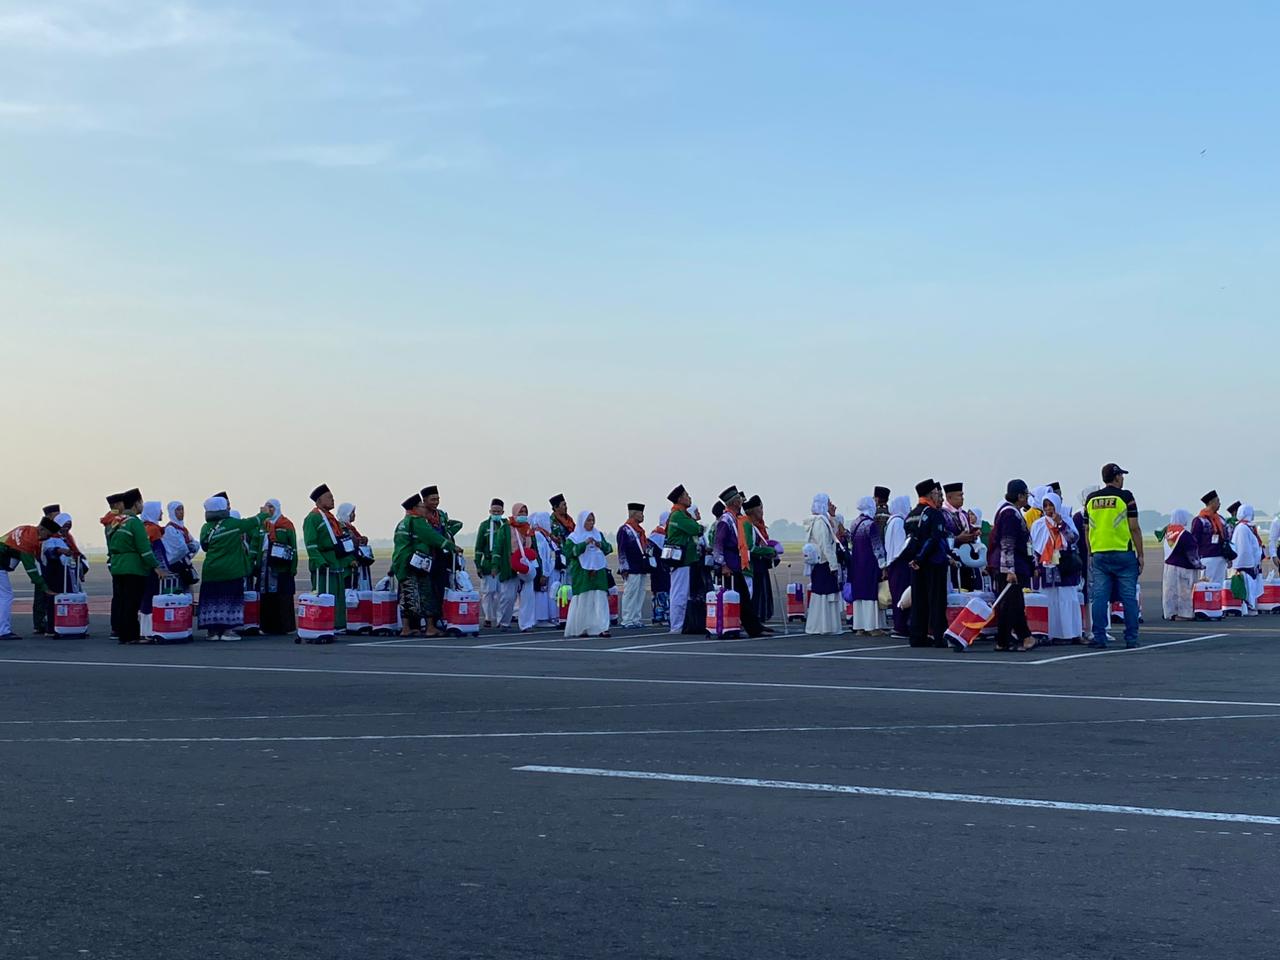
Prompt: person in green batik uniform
<box><xmin>473</xmin><ymin>497</ymin><xmax>508</xmax><ymax>629</ymax></box>
<box><xmin>393</xmin><ymin>493</ymin><xmax>431</xmax><ymax>636</ymax></box>
<box><xmin>0</xmin><ymin>518</ymin><xmax>57</xmax><ymax>640</ymax></box>
<box><xmin>198</xmin><ymin>495</ymin><xmax>271</xmax><ymax>640</ymax></box>
<box><xmin>107</xmin><ymin>489</ymin><xmax>157</xmax><ymax>645</ymax></box>
<box><xmin>418</xmin><ymin>485</ymin><xmax>465</xmax><ymax>632</ymax></box>
<box><xmin>662</xmin><ymin>484</ymin><xmax>705</xmax><ymax>635</ymax></box>
<box><xmin>303</xmin><ymin>483</ymin><xmax>353</xmax><ymax>631</ymax></box>
<box><xmin>561</xmin><ymin>509</ymin><xmax>613</xmax><ymax>638</ymax></box>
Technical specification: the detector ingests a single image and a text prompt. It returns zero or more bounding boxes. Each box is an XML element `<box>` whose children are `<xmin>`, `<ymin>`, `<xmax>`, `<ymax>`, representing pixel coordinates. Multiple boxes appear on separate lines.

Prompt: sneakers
<box><xmin>1087</xmin><ymin>640</ymin><xmax>1108</xmax><ymax>649</ymax></box>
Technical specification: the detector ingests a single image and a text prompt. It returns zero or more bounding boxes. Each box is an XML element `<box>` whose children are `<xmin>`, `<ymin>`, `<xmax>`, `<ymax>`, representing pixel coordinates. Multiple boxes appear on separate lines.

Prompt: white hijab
<box><xmin>885</xmin><ymin>495</ymin><xmax>910</xmax><ymax>561</ymax></box>
<box><xmin>266</xmin><ymin>499</ymin><xmax>283</xmax><ymax>524</ymax></box>
<box><xmin>166</xmin><ymin>501</ymin><xmax>185</xmax><ymax>530</ymax></box>
<box><xmin>856</xmin><ymin>496</ymin><xmax>876</xmax><ymax>519</ymax></box>
<box><xmin>569</xmin><ymin>509</ymin><xmax>606</xmax><ymax>570</ymax></box>
<box><xmin>141</xmin><ymin>501</ymin><xmax>163</xmax><ymax>524</ymax></box>
<box><xmin>337</xmin><ymin>502</ymin><xmax>356</xmax><ymax>525</ymax></box>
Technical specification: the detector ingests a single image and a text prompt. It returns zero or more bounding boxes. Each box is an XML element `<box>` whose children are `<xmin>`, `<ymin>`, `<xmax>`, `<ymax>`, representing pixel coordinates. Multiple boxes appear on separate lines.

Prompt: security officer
<box><xmin>1082</xmin><ymin>463</ymin><xmax>1144</xmax><ymax>649</ymax></box>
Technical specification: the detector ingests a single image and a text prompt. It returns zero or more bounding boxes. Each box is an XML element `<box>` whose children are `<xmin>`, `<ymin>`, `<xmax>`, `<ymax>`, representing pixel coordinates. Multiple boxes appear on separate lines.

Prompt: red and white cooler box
<box><xmin>785</xmin><ymin>583</ymin><xmax>806</xmax><ymax>621</ymax></box>
<box><xmin>53</xmin><ymin>592</ymin><xmax>90</xmax><ymax>637</ymax></box>
<box><xmin>1257</xmin><ymin>576</ymin><xmax>1280</xmax><ymax>613</ymax></box>
<box><xmin>706</xmin><ymin>587</ymin><xmax>742</xmax><ymax>637</ymax></box>
<box><xmin>371</xmin><ymin>589</ymin><xmax>399</xmax><ymax>634</ymax></box>
<box><xmin>947</xmin><ymin>591</ymin><xmax>996</xmax><ymax>639</ymax></box>
<box><xmin>442</xmin><ymin>584</ymin><xmax>481</xmax><ymax>636</ymax></box>
<box><xmin>152</xmin><ymin>592</ymin><xmax>194</xmax><ymax>642</ymax></box>
<box><xmin>1193</xmin><ymin>581</ymin><xmax>1224</xmax><ymax>620</ymax></box>
<box><xmin>345</xmin><ymin>588</ymin><xmax>373</xmax><ymax>634</ymax></box>
<box><xmin>1110</xmin><ymin>584</ymin><xmax>1143</xmax><ymax>623</ymax></box>
<box><xmin>1220</xmin><ymin>583</ymin><xmax>1245</xmax><ymax>617</ymax></box>
<box><xmin>944</xmin><ymin>594</ymin><xmax>995</xmax><ymax>648</ymax></box>
<box><xmin>297</xmin><ymin>592</ymin><xmax>337</xmax><ymax>642</ymax></box>
<box><xmin>1024</xmin><ymin>591</ymin><xmax>1050</xmax><ymax>638</ymax></box>
<box><xmin>608</xmin><ymin>586</ymin><xmax>620</xmax><ymax>624</ymax></box>
<box><xmin>239</xmin><ymin>589</ymin><xmax>261</xmax><ymax>635</ymax></box>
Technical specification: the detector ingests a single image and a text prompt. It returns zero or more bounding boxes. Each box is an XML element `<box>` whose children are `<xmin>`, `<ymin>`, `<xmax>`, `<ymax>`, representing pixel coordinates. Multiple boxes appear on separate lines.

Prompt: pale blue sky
<box><xmin>2</xmin><ymin>1</ymin><xmax>1276</xmax><ymax>533</ymax></box>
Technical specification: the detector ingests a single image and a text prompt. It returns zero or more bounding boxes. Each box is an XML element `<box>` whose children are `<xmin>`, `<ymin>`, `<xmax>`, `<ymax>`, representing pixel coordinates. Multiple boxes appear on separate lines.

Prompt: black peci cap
<box><xmin>942</xmin><ymin>483</ymin><xmax>963</xmax><ymax>494</ymax></box>
<box><xmin>402</xmin><ymin>494</ymin><xmax>422</xmax><ymax>511</ymax></box>
<box><xmin>667</xmin><ymin>484</ymin><xmax>687</xmax><ymax>504</ymax></box>
<box><xmin>309</xmin><ymin>484</ymin><xmax>330</xmax><ymax>502</ymax></box>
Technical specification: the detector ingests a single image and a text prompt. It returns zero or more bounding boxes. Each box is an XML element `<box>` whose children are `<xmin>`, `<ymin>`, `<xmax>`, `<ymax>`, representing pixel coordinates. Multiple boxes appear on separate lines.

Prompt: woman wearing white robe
<box><xmin>1030</xmin><ymin>493</ymin><xmax>1083</xmax><ymax>641</ymax></box>
<box><xmin>884</xmin><ymin>495</ymin><xmax>912</xmax><ymax>638</ymax></box>
<box><xmin>531</xmin><ymin>511</ymin><xmax>557</xmax><ymax>625</ymax></box>
<box><xmin>803</xmin><ymin>493</ymin><xmax>843</xmax><ymax>635</ymax></box>
<box><xmin>1231</xmin><ymin>504</ymin><xmax>1264</xmax><ymax>615</ymax></box>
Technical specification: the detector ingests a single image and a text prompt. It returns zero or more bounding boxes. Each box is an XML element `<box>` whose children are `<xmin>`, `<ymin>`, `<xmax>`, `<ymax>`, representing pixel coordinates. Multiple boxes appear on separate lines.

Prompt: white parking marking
<box><xmin>1035</xmin><ymin>634</ymin><xmax>1228</xmax><ymax>664</ymax></box>
<box><xmin>515</xmin><ymin>766</ymin><xmax>1280</xmax><ymax>825</ymax></box>
<box><xmin>802</xmin><ymin>644</ymin><xmax>911</xmax><ymax>657</ymax></box>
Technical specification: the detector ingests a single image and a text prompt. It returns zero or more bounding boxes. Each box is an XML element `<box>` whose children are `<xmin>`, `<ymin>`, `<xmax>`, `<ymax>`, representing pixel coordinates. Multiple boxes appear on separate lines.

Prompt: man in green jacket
<box><xmin>107</xmin><ymin>488</ymin><xmax>157</xmax><ymax>644</ymax></box>
<box><xmin>664</xmin><ymin>483</ymin><xmax>704</xmax><ymax>634</ymax></box>
<box><xmin>392</xmin><ymin>493</ymin><xmax>431</xmax><ymax>636</ymax></box>
<box><xmin>303</xmin><ymin>483</ymin><xmax>353</xmax><ymax>631</ymax></box>
<box><xmin>474</xmin><ymin>498</ymin><xmax>507</xmax><ymax>628</ymax></box>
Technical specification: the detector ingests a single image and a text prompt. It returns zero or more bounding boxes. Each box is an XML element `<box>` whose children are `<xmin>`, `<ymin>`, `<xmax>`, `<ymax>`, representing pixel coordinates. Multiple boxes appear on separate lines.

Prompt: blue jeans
<box><xmin>1090</xmin><ymin>551</ymin><xmax>1139</xmax><ymax>645</ymax></box>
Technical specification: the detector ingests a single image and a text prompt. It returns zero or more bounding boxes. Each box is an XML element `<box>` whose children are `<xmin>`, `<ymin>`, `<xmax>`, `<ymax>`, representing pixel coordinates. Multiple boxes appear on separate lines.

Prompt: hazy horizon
<box><xmin>4</xmin><ymin>2</ymin><xmax>1277</xmax><ymax>536</ymax></box>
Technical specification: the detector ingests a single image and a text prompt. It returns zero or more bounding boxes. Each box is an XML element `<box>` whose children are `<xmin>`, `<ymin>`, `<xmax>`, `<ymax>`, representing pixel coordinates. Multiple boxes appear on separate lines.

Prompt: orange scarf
<box><xmin>1038</xmin><ymin>518</ymin><xmax>1065</xmax><ymax>565</ymax></box>
<box><xmin>144</xmin><ymin>521</ymin><xmax>164</xmax><ymax>543</ymax></box>
<box><xmin>267</xmin><ymin>516</ymin><xmax>295</xmax><ymax>543</ymax></box>
<box><xmin>100</xmin><ymin>511</ymin><xmax>125</xmax><ymax>531</ymax></box>
<box><xmin>1164</xmin><ymin>523</ymin><xmax>1185</xmax><ymax>549</ymax></box>
<box><xmin>63</xmin><ymin>530</ymin><xmax>82</xmax><ymax>558</ymax></box>
<box><xmin>1198</xmin><ymin>508</ymin><xmax>1225</xmax><ymax>538</ymax></box>
<box><xmin>553</xmin><ymin>511</ymin><xmax>575</xmax><ymax>534</ymax></box>
<box><xmin>311</xmin><ymin>507</ymin><xmax>341</xmax><ymax>542</ymax></box>
<box><xmin>735</xmin><ymin>512</ymin><xmax>751</xmax><ymax>569</ymax></box>
<box><xmin>1241</xmin><ymin>522</ymin><xmax>1262</xmax><ymax>548</ymax></box>
<box><xmin>625</xmin><ymin>518</ymin><xmax>648</xmax><ymax>551</ymax></box>
<box><xmin>750</xmin><ymin>515</ymin><xmax>769</xmax><ymax>542</ymax></box>
<box><xmin>918</xmin><ymin>497</ymin><xmax>933</xmax><ymax>508</ymax></box>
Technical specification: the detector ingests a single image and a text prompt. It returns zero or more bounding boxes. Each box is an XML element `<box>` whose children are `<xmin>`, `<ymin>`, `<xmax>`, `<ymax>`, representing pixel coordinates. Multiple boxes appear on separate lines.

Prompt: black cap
<box><xmin>549</xmin><ymin>493</ymin><xmax>566</xmax><ymax>508</ymax></box>
<box><xmin>743</xmin><ymin>494</ymin><xmax>763</xmax><ymax>511</ymax></box>
<box><xmin>1228</xmin><ymin>501</ymin><xmax>1242</xmax><ymax>515</ymax></box>
<box><xmin>42</xmin><ymin>504</ymin><xmax>60</xmax><ymax>515</ymax></box>
<box><xmin>309</xmin><ymin>483</ymin><xmax>330</xmax><ymax>503</ymax></box>
<box><xmin>402</xmin><ymin>494</ymin><xmax>422</xmax><ymax>511</ymax></box>
<box><xmin>1006</xmin><ymin>479</ymin><xmax>1029</xmax><ymax>501</ymax></box>
<box><xmin>1101</xmin><ymin>463</ymin><xmax>1127</xmax><ymax>483</ymax></box>
<box><xmin>915</xmin><ymin>479</ymin><xmax>938</xmax><ymax>497</ymax></box>
<box><xmin>1049</xmin><ymin>482</ymin><xmax>1062</xmax><ymax>495</ymax></box>
<box><xmin>627</xmin><ymin>502</ymin><xmax>645</xmax><ymax>513</ymax></box>
<box><xmin>213</xmin><ymin>491</ymin><xmax>228</xmax><ymax>500</ymax></box>
<box><xmin>420</xmin><ymin>485</ymin><xmax>438</xmax><ymax>498</ymax></box>
<box><xmin>718</xmin><ymin>486</ymin><xmax>743</xmax><ymax>504</ymax></box>
<box><xmin>121</xmin><ymin>488</ymin><xmax>143</xmax><ymax>508</ymax></box>
<box><xmin>38</xmin><ymin>516</ymin><xmax>61</xmax><ymax>534</ymax></box>
<box><xmin>106</xmin><ymin>493</ymin><xmax>125</xmax><ymax>506</ymax></box>
<box><xmin>712</xmin><ymin>502</ymin><xmax>726</xmax><ymax>518</ymax></box>
<box><xmin>667</xmin><ymin>484</ymin><xmax>687</xmax><ymax>504</ymax></box>
<box><xmin>1201</xmin><ymin>490</ymin><xmax>1218</xmax><ymax>505</ymax></box>
<box><xmin>491</xmin><ymin>498</ymin><xmax>505</xmax><ymax>509</ymax></box>
<box><xmin>942</xmin><ymin>483</ymin><xmax>963</xmax><ymax>494</ymax></box>
<box><xmin>874</xmin><ymin>486</ymin><xmax>890</xmax><ymax>500</ymax></box>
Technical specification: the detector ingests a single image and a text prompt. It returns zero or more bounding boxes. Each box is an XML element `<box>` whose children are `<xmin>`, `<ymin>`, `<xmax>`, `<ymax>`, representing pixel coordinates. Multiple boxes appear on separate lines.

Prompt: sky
<box><xmin>2</xmin><ymin>0</ymin><xmax>1277</xmax><ymax>536</ymax></box>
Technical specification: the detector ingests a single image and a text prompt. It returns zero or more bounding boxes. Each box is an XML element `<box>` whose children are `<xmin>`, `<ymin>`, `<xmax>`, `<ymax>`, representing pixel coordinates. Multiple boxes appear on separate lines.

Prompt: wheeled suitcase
<box><xmin>705</xmin><ymin>583</ymin><xmax>742</xmax><ymax>638</ymax></box>
<box><xmin>152</xmin><ymin>576</ymin><xmax>194</xmax><ymax>643</ymax></box>
<box><xmin>52</xmin><ymin>564</ymin><xmax>89</xmax><ymax>638</ymax></box>
<box><xmin>441</xmin><ymin>563</ymin><xmax>481</xmax><ymax>638</ymax></box>
<box><xmin>237</xmin><ymin>588</ymin><xmax>261</xmax><ymax>636</ymax></box>
<box><xmin>296</xmin><ymin>568</ymin><xmax>337</xmax><ymax>643</ymax></box>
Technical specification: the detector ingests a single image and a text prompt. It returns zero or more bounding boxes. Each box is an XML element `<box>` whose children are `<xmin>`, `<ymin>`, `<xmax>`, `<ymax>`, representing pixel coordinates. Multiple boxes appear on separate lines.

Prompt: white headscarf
<box><xmin>569</xmin><ymin>509</ymin><xmax>606</xmax><ymax>570</ymax></box>
<box><xmin>1169</xmin><ymin>508</ymin><xmax>1192</xmax><ymax>527</ymax></box>
<box><xmin>336</xmin><ymin>502</ymin><xmax>356</xmax><ymax>525</ymax></box>
<box><xmin>204</xmin><ymin>496</ymin><xmax>229</xmax><ymax>514</ymax></box>
<box><xmin>1029</xmin><ymin>485</ymin><xmax>1050</xmax><ymax>511</ymax></box>
<box><xmin>229</xmin><ymin>510</ymin><xmax>241</xmax><ymax>519</ymax></box>
<box><xmin>266</xmin><ymin>499</ymin><xmax>283</xmax><ymax>524</ymax></box>
<box><xmin>54</xmin><ymin>512</ymin><xmax>72</xmax><ymax>528</ymax></box>
<box><xmin>166</xmin><ymin>501</ymin><xmax>185</xmax><ymax>530</ymax></box>
<box><xmin>885</xmin><ymin>496</ymin><xmax>910</xmax><ymax>561</ymax></box>
<box><xmin>856</xmin><ymin>496</ymin><xmax>876</xmax><ymax>518</ymax></box>
<box><xmin>141</xmin><ymin>501</ymin><xmax>163</xmax><ymax>524</ymax></box>
<box><xmin>1239</xmin><ymin>503</ymin><xmax>1255</xmax><ymax>523</ymax></box>
<box><xmin>811</xmin><ymin>493</ymin><xmax>830</xmax><ymax>516</ymax></box>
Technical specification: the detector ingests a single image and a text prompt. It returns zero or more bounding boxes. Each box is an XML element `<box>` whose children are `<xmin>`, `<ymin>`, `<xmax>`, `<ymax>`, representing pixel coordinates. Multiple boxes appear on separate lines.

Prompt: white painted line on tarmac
<box><xmin>1035</xmin><ymin>634</ymin><xmax>1228</xmax><ymax>665</ymax></box>
<box><xmin>606</xmin><ymin>637</ymin><xmax>760</xmax><ymax>652</ymax></box>
<box><xmin>0</xmin><ymin>710</ymin><xmax>416</xmax><ymax>726</ymax></box>
<box><xmin>6</xmin><ymin>657</ymin><xmax>1280</xmax><ymax>709</ymax></box>
<box><xmin>6</xmin><ymin>711</ymin><xmax>1278</xmax><ymax>745</ymax></box>
<box><xmin>515</xmin><ymin>766</ymin><xmax>1280</xmax><ymax>825</ymax></box>
<box><xmin>381</xmin><ymin>643</ymin><xmax>1021</xmax><ymax>665</ymax></box>
<box><xmin>803</xmin><ymin>644</ymin><xmax>911</xmax><ymax>657</ymax></box>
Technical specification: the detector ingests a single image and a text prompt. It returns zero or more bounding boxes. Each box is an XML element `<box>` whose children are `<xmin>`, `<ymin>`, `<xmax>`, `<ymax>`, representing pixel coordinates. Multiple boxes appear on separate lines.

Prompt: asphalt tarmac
<box><xmin>2</xmin><ymin>587</ymin><xmax>1278</xmax><ymax>960</ymax></box>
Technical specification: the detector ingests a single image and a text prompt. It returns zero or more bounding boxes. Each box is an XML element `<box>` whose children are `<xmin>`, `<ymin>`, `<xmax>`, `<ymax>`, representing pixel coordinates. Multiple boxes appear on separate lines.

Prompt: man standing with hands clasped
<box><xmin>1082</xmin><ymin>463</ymin><xmax>1144</xmax><ymax>649</ymax></box>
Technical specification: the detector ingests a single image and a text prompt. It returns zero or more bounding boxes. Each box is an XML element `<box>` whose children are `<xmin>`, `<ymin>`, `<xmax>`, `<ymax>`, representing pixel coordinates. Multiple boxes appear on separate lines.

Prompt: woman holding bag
<box><xmin>562</xmin><ymin>510</ymin><xmax>613</xmax><ymax>638</ymax></box>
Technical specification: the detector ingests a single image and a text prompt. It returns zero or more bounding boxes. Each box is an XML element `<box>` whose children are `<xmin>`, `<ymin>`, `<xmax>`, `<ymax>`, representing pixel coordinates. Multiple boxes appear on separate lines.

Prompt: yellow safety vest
<box><xmin>1085</xmin><ymin>492</ymin><xmax>1133</xmax><ymax>554</ymax></box>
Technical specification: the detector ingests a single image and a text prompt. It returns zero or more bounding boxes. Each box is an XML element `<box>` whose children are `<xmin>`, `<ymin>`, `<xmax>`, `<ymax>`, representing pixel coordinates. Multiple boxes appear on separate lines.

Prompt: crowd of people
<box><xmin>0</xmin><ymin>465</ymin><xmax>1274</xmax><ymax>648</ymax></box>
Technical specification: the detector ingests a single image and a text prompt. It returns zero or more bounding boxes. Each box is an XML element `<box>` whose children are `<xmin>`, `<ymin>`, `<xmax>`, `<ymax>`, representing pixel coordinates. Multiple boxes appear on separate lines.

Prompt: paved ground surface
<box><xmin>2</xmin><ymin>594</ymin><xmax>1278</xmax><ymax>960</ymax></box>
